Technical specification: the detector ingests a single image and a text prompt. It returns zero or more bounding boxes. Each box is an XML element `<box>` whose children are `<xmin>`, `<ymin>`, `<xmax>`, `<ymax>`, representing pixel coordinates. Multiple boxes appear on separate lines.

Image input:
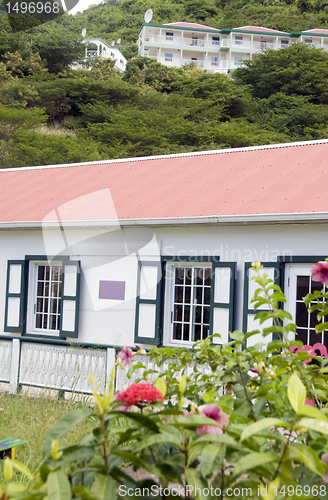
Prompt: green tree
<box><xmin>233</xmin><ymin>43</ymin><xmax>328</xmax><ymax>103</ymax></box>
<box><xmin>0</xmin><ymin>104</ymin><xmax>46</xmax><ymax>140</ymax></box>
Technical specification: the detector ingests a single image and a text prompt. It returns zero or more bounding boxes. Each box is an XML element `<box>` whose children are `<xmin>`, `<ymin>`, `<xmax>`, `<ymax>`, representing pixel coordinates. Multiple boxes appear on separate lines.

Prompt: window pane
<box><xmin>185</xmin><ymin>287</ymin><xmax>191</xmax><ymax>304</ymax></box>
<box><xmin>45</xmin><ymin>266</ymin><xmax>50</xmax><ymax>281</ymax></box>
<box><xmin>174</xmin><ymin>286</ymin><xmax>183</xmax><ymax>303</ymax></box>
<box><xmin>37</xmin><ymin>282</ymin><xmax>44</xmax><ymax>297</ymax></box>
<box><xmin>296</xmin><ymin>328</ymin><xmax>308</xmax><ymax>345</ymax></box>
<box><xmin>36</xmin><ymin>298</ymin><xmax>43</xmax><ymax>313</ymax></box>
<box><xmin>203</xmin><ymin>325</ymin><xmax>209</xmax><ymax>339</ymax></box>
<box><xmin>310</xmin><ymin>329</ymin><xmax>320</xmax><ymax>346</ymax></box>
<box><xmin>204</xmin><ymin>268</ymin><xmax>211</xmax><ymax>286</ymax></box>
<box><xmin>203</xmin><ymin>306</ymin><xmax>210</xmax><ymax>324</ymax></box>
<box><xmin>195</xmin><ymin>268</ymin><xmax>203</xmax><ymax>285</ymax></box>
<box><xmin>183</xmin><ymin>324</ymin><xmax>189</xmax><ymax>341</ymax></box>
<box><xmin>310</xmin><ymin>312</ymin><xmax>321</xmax><ymax>329</ymax></box>
<box><xmin>175</xmin><ymin>304</ymin><xmax>183</xmax><ymax>322</ymax></box>
<box><xmin>296</xmin><ymin>302</ymin><xmax>308</xmax><ymax>328</ymax></box>
<box><xmin>185</xmin><ymin>269</ymin><xmax>192</xmax><ymax>285</ymax></box>
<box><xmin>43</xmin><ymin>315</ymin><xmax>48</xmax><ymax>329</ymax></box>
<box><xmin>195</xmin><ymin>287</ymin><xmax>202</xmax><ymax>304</ymax></box>
<box><xmin>50</xmin><ymin>315</ymin><xmax>57</xmax><ymax>330</ymax></box>
<box><xmin>184</xmin><ymin>305</ymin><xmax>190</xmax><ymax>322</ymax></box>
<box><xmin>311</xmin><ymin>279</ymin><xmax>324</xmax><ymax>294</ymax></box>
<box><xmin>296</xmin><ymin>276</ymin><xmax>309</xmax><ymax>300</ymax></box>
<box><xmin>204</xmin><ymin>287</ymin><xmax>211</xmax><ymax>305</ymax></box>
<box><xmin>175</xmin><ymin>268</ymin><xmax>184</xmax><ymax>285</ymax></box>
<box><xmin>173</xmin><ymin>323</ymin><xmax>182</xmax><ymax>340</ymax></box>
<box><xmin>194</xmin><ymin>325</ymin><xmax>201</xmax><ymax>341</ymax></box>
<box><xmin>38</xmin><ymin>266</ymin><xmax>45</xmax><ymax>280</ymax></box>
<box><xmin>195</xmin><ymin>306</ymin><xmax>202</xmax><ymax>323</ymax></box>
<box><xmin>36</xmin><ymin>314</ymin><xmax>42</xmax><ymax>328</ymax></box>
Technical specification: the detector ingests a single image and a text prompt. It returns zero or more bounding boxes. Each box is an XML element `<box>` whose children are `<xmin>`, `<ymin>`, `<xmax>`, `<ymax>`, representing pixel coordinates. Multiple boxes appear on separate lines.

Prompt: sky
<box><xmin>69</xmin><ymin>0</ymin><xmax>103</xmax><ymax>15</ymax></box>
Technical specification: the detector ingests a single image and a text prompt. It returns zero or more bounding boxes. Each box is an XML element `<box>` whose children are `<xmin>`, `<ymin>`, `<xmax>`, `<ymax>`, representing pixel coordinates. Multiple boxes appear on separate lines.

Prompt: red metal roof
<box><xmin>234</xmin><ymin>26</ymin><xmax>288</xmax><ymax>34</ymax></box>
<box><xmin>1</xmin><ymin>141</ymin><xmax>328</xmax><ymax>223</ymax></box>
<box><xmin>302</xmin><ymin>29</ymin><xmax>328</xmax><ymax>35</ymax></box>
<box><xmin>165</xmin><ymin>22</ymin><xmax>219</xmax><ymax>31</ymax></box>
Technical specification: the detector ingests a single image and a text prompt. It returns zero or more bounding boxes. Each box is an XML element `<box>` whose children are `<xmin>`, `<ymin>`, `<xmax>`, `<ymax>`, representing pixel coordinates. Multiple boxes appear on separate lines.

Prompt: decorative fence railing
<box><xmin>0</xmin><ymin>336</ymin><xmax>211</xmax><ymax>397</ymax></box>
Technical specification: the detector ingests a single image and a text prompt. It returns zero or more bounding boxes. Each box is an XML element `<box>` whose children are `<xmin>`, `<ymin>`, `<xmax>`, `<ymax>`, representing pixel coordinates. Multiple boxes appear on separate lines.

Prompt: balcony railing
<box><xmin>141</xmin><ymin>35</ymin><xmax>328</xmax><ymax>54</ymax></box>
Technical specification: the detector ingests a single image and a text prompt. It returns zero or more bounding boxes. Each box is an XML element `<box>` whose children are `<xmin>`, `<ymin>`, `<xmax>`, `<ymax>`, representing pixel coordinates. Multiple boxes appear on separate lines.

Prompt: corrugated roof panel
<box><xmin>1</xmin><ymin>141</ymin><xmax>328</xmax><ymax>222</ymax></box>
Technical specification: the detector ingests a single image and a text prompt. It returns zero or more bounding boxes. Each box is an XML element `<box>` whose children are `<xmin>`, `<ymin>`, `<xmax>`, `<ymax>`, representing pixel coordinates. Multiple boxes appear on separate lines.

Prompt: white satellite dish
<box><xmin>111</xmin><ymin>40</ymin><xmax>115</xmax><ymax>46</ymax></box>
<box><xmin>117</xmin><ymin>38</ymin><xmax>121</xmax><ymax>44</ymax></box>
<box><xmin>81</xmin><ymin>28</ymin><xmax>86</xmax><ymax>37</ymax></box>
<box><xmin>144</xmin><ymin>8</ymin><xmax>153</xmax><ymax>23</ymax></box>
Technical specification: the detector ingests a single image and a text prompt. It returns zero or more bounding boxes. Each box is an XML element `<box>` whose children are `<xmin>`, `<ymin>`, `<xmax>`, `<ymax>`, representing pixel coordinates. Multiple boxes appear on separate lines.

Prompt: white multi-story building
<box><xmin>77</xmin><ymin>38</ymin><xmax>127</xmax><ymax>72</ymax></box>
<box><xmin>138</xmin><ymin>22</ymin><xmax>328</xmax><ymax>73</ymax></box>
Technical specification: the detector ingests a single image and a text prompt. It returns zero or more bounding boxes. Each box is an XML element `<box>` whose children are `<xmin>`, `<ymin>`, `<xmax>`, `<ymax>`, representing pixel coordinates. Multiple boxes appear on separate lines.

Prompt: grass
<box><xmin>0</xmin><ymin>390</ymin><xmax>95</xmax><ymax>477</ymax></box>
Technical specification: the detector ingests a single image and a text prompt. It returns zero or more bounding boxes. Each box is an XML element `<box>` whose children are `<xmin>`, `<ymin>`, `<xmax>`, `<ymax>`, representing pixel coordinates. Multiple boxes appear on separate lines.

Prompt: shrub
<box><xmin>2</xmin><ymin>262</ymin><xmax>328</xmax><ymax>500</ymax></box>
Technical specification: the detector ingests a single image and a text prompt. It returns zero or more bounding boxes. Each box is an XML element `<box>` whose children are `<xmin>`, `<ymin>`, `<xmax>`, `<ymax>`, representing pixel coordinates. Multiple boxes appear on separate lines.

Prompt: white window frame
<box><xmin>191</xmin><ymin>37</ymin><xmax>198</xmax><ymax>46</ymax></box>
<box><xmin>212</xmin><ymin>36</ymin><xmax>220</xmax><ymax>45</ymax></box>
<box><xmin>163</xmin><ymin>262</ymin><xmax>212</xmax><ymax>347</ymax></box>
<box><xmin>235</xmin><ymin>36</ymin><xmax>243</xmax><ymax>45</ymax></box>
<box><xmin>304</xmin><ymin>39</ymin><xmax>313</xmax><ymax>45</ymax></box>
<box><xmin>211</xmin><ymin>57</ymin><xmax>219</xmax><ymax>66</ymax></box>
<box><xmin>285</xmin><ymin>264</ymin><xmax>327</xmax><ymax>345</ymax></box>
<box><xmin>26</xmin><ymin>260</ymin><xmax>63</xmax><ymax>336</ymax></box>
<box><xmin>165</xmin><ymin>53</ymin><xmax>173</xmax><ymax>62</ymax></box>
<box><xmin>166</xmin><ymin>32</ymin><xmax>174</xmax><ymax>41</ymax></box>
<box><xmin>281</xmin><ymin>39</ymin><xmax>289</xmax><ymax>47</ymax></box>
<box><xmin>234</xmin><ymin>56</ymin><xmax>242</xmax><ymax>67</ymax></box>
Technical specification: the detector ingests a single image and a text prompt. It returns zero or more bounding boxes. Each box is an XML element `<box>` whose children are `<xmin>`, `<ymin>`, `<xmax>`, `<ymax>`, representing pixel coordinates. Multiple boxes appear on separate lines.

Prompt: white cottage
<box><xmin>1</xmin><ymin>139</ymin><xmax>328</xmax><ymax>393</ymax></box>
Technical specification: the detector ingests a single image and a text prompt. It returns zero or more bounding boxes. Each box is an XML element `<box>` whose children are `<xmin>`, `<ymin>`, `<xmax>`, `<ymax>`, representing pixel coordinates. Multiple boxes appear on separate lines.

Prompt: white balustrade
<box><xmin>19</xmin><ymin>342</ymin><xmax>111</xmax><ymax>394</ymax></box>
<box><xmin>0</xmin><ymin>340</ymin><xmax>12</xmax><ymax>383</ymax></box>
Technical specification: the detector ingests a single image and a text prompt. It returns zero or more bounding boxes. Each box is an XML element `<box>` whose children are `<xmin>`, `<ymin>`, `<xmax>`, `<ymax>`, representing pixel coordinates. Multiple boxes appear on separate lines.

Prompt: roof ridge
<box><xmin>2</xmin><ymin>138</ymin><xmax>328</xmax><ymax>173</ymax></box>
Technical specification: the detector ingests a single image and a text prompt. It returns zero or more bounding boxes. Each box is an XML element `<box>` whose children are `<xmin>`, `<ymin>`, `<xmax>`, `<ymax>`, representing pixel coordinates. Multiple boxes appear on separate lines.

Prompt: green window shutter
<box><xmin>210</xmin><ymin>261</ymin><xmax>236</xmax><ymax>343</ymax></box>
<box><xmin>134</xmin><ymin>261</ymin><xmax>162</xmax><ymax>345</ymax></box>
<box><xmin>243</xmin><ymin>262</ymin><xmax>282</xmax><ymax>347</ymax></box>
<box><xmin>4</xmin><ymin>260</ymin><xmax>26</xmax><ymax>334</ymax></box>
<box><xmin>59</xmin><ymin>260</ymin><xmax>81</xmax><ymax>338</ymax></box>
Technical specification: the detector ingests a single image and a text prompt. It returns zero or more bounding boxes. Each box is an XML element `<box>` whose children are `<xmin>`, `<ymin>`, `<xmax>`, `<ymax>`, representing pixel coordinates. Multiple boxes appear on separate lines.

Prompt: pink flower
<box><xmin>322</xmin><ymin>453</ymin><xmax>328</xmax><ymax>483</ymax></box>
<box><xmin>196</xmin><ymin>404</ymin><xmax>229</xmax><ymax>436</ymax></box>
<box><xmin>305</xmin><ymin>398</ymin><xmax>315</xmax><ymax>406</ymax></box>
<box><xmin>311</xmin><ymin>262</ymin><xmax>328</xmax><ymax>286</ymax></box>
<box><xmin>116</xmin><ymin>346</ymin><xmax>134</xmax><ymax>367</ymax></box>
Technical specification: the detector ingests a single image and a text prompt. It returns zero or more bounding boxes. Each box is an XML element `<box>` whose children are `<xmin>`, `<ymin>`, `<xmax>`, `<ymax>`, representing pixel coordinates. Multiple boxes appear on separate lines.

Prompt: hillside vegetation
<box><xmin>1</xmin><ymin>0</ymin><xmax>328</xmax><ymax>167</ymax></box>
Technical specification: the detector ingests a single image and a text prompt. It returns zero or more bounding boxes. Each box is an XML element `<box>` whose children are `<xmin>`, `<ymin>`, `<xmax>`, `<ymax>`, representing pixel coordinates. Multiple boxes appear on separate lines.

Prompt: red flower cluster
<box><xmin>117</xmin><ymin>383</ymin><xmax>164</xmax><ymax>406</ymax></box>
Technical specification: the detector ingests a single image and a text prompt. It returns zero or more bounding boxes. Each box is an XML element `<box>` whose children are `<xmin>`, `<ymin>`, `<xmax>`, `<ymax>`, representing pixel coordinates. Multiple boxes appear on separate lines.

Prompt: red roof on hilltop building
<box><xmin>234</xmin><ymin>26</ymin><xmax>288</xmax><ymax>34</ymax></box>
<box><xmin>1</xmin><ymin>140</ymin><xmax>328</xmax><ymax>224</ymax></box>
<box><xmin>165</xmin><ymin>22</ymin><xmax>219</xmax><ymax>31</ymax></box>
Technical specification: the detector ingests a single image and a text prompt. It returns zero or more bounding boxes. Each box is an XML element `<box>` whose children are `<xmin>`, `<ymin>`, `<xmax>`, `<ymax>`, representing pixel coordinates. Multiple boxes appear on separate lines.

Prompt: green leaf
<box><xmin>200</xmin><ymin>443</ymin><xmax>226</xmax><ymax>477</ymax></box>
<box><xmin>230</xmin><ymin>331</ymin><xmax>244</xmax><ymax>341</ymax></box>
<box><xmin>43</xmin><ymin>409</ymin><xmax>94</xmax><ymax>455</ymax></box>
<box><xmin>234</xmin><ymin>452</ymin><xmax>278</xmax><ymax>477</ymax></box>
<box><xmin>289</xmin><ymin>443</ymin><xmax>324</xmax><ymax>477</ymax></box>
<box><xmin>296</xmin><ymin>418</ymin><xmax>328</xmax><ymax>435</ymax></box>
<box><xmin>315</xmin><ymin>322</ymin><xmax>328</xmax><ymax>333</ymax></box>
<box><xmin>298</xmin><ymin>405</ymin><xmax>327</xmax><ymax>421</ymax></box>
<box><xmin>71</xmin><ymin>487</ymin><xmax>100</xmax><ymax>500</ymax></box>
<box><xmin>240</xmin><ymin>418</ymin><xmax>289</xmax><ymax>442</ymax></box>
<box><xmin>47</xmin><ymin>471</ymin><xmax>72</xmax><ymax>500</ymax></box>
<box><xmin>287</xmin><ymin>373</ymin><xmax>306</xmax><ymax>413</ymax></box>
<box><xmin>111</xmin><ymin>411</ymin><xmax>159</xmax><ymax>433</ymax></box>
<box><xmin>173</xmin><ymin>415</ymin><xmax>223</xmax><ymax>429</ymax></box>
<box><xmin>132</xmin><ymin>431</ymin><xmax>183</xmax><ymax>452</ymax></box>
<box><xmin>91</xmin><ymin>474</ymin><xmax>115</xmax><ymax>500</ymax></box>
<box><xmin>11</xmin><ymin>459</ymin><xmax>34</xmax><ymax>480</ymax></box>
<box><xmin>184</xmin><ymin>468</ymin><xmax>207</xmax><ymax>500</ymax></box>
<box><xmin>191</xmin><ymin>433</ymin><xmax>240</xmax><ymax>449</ymax></box>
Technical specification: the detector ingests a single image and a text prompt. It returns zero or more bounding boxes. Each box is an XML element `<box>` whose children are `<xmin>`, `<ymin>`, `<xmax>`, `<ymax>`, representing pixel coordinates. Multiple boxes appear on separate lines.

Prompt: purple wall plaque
<box><xmin>99</xmin><ymin>280</ymin><xmax>125</xmax><ymax>300</ymax></box>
